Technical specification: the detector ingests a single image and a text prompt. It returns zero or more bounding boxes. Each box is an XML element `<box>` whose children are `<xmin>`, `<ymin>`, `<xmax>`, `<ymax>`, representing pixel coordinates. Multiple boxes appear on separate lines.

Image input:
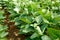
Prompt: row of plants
<box><xmin>0</xmin><ymin>0</ymin><xmax>60</xmax><ymax>40</ymax></box>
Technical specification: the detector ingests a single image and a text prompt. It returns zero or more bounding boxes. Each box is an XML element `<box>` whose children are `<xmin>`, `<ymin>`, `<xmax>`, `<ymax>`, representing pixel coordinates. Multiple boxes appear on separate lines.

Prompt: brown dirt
<box><xmin>3</xmin><ymin>7</ymin><xmax>26</xmax><ymax>40</ymax></box>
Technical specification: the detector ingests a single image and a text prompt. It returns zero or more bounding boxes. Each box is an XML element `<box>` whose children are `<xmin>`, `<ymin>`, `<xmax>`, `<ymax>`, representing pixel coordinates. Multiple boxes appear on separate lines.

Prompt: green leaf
<box><xmin>40</xmin><ymin>24</ymin><xmax>48</xmax><ymax>33</ymax></box>
<box><xmin>47</xmin><ymin>28</ymin><xmax>60</xmax><ymax>40</ymax></box>
<box><xmin>35</xmin><ymin>15</ymin><xmax>42</xmax><ymax>24</ymax></box>
<box><xmin>41</xmin><ymin>35</ymin><xmax>51</xmax><ymax>40</ymax></box>
<box><xmin>43</xmin><ymin>18</ymin><xmax>49</xmax><ymax>24</ymax></box>
<box><xmin>0</xmin><ymin>31</ymin><xmax>8</xmax><ymax>38</ymax></box>
<box><xmin>0</xmin><ymin>25</ymin><xmax>8</xmax><ymax>38</ymax></box>
<box><xmin>19</xmin><ymin>24</ymin><xmax>34</xmax><ymax>34</ymax></box>
<box><xmin>0</xmin><ymin>10</ymin><xmax>4</xmax><ymax>20</ymax></box>
<box><xmin>30</xmin><ymin>32</ymin><xmax>39</xmax><ymax>39</ymax></box>
<box><xmin>33</xmin><ymin>23</ymin><xmax>43</xmax><ymax>35</ymax></box>
<box><xmin>20</xmin><ymin>15</ymin><xmax>33</xmax><ymax>24</ymax></box>
<box><xmin>0</xmin><ymin>38</ymin><xmax>7</xmax><ymax>40</ymax></box>
<box><xmin>0</xmin><ymin>25</ymin><xmax>8</xmax><ymax>31</ymax></box>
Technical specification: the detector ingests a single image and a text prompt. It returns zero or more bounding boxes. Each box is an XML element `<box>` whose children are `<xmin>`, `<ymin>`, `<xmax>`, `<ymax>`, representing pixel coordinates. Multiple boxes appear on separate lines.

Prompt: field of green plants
<box><xmin>0</xmin><ymin>0</ymin><xmax>60</xmax><ymax>40</ymax></box>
